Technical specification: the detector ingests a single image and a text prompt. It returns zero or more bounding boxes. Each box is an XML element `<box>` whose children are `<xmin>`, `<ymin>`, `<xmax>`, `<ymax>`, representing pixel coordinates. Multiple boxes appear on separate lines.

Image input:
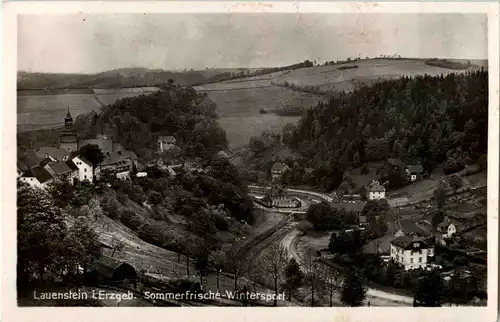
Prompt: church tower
<box><xmin>64</xmin><ymin>107</ymin><xmax>73</xmax><ymax>129</ymax></box>
<box><xmin>59</xmin><ymin>107</ymin><xmax>79</xmax><ymax>152</ymax></box>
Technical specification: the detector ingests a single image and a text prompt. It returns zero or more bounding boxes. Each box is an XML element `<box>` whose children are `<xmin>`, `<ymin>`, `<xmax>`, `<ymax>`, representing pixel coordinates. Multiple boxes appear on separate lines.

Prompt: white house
<box><xmin>72</xmin><ymin>155</ymin><xmax>94</xmax><ymax>183</ymax></box>
<box><xmin>158</xmin><ymin>136</ymin><xmax>176</xmax><ymax>153</ymax></box>
<box><xmin>405</xmin><ymin>164</ymin><xmax>424</xmax><ymax>182</ymax></box>
<box><xmin>438</xmin><ymin>218</ymin><xmax>457</xmax><ymax>239</ymax></box>
<box><xmin>390</xmin><ymin>235</ymin><xmax>434</xmax><ymax>271</ymax></box>
<box><xmin>116</xmin><ymin>171</ymin><xmax>131</xmax><ymax>181</ymax></box>
<box><xmin>366</xmin><ymin>180</ymin><xmax>386</xmax><ymax>200</ymax></box>
<box><xmin>19</xmin><ymin>166</ymin><xmax>55</xmax><ymax>189</ymax></box>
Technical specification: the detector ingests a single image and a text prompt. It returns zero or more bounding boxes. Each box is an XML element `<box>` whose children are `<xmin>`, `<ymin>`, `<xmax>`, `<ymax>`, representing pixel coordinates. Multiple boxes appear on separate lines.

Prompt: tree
<box><xmin>341</xmin><ymin>265</ymin><xmax>367</xmax><ymax>306</ymax></box>
<box><xmin>223</xmin><ymin>245</ymin><xmax>248</xmax><ymax>291</ymax></box>
<box><xmin>78</xmin><ymin>144</ymin><xmax>104</xmax><ymax>178</ymax></box>
<box><xmin>324</xmin><ymin>268</ymin><xmax>342</xmax><ymax>307</ymax></box>
<box><xmin>193</xmin><ymin>244</ymin><xmax>212</xmax><ymax>286</ymax></box>
<box><xmin>283</xmin><ymin>258</ymin><xmax>304</xmax><ymax>301</ymax></box>
<box><xmin>306</xmin><ymin>201</ymin><xmax>332</xmax><ymax>230</ymax></box>
<box><xmin>259</xmin><ymin>243</ymin><xmax>288</xmax><ymax>306</ymax></box>
<box><xmin>432</xmin><ymin>183</ymin><xmax>447</xmax><ymax>210</ymax></box>
<box><xmin>448</xmin><ymin>175</ymin><xmax>463</xmax><ymax>193</ymax></box>
<box><xmin>17</xmin><ymin>183</ymin><xmax>67</xmax><ymax>287</ymax></box>
<box><xmin>304</xmin><ymin>251</ymin><xmax>324</xmax><ymax>307</ymax></box>
<box><xmin>110</xmin><ymin>236</ymin><xmax>126</xmax><ymax>258</ymax></box>
<box><xmin>209</xmin><ymin>250</ymin><xmax>225</xmax><ymax>291</ymax></box>
<box><xmin>64</xmin><ymin>217</ymin><xmax>101</xmax><ymax>280</ymax></box>
<box><xmin>47</xmin><ymin>180</ymin><xmax>75</xmax><ymax>208</ymax></box>
<box><xmin>414</xmin><ymin>270</ymin><xmax>445</xmax><ymax>307</ymax></box>
<box><xmin>148</xmin><ymin>191</ymin><xmax>163</xmax><ymax>206</ymax></box>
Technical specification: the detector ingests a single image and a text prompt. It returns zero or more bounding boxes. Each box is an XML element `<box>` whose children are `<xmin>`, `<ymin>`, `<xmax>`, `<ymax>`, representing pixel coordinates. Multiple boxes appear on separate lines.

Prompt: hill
<box><xmin>193</xmin><ymin>58</ymin><xmax>484</xmax><ymax>148</ymax></box>
<box><xmin>280</xmin><ymin>69</ymin><xmax>487</xmax><ymax>191</ymax></box>
<box><xmin>17</xmin><ymin>67</ymin><xmax>268</xmax><ymax>91</ymax></box>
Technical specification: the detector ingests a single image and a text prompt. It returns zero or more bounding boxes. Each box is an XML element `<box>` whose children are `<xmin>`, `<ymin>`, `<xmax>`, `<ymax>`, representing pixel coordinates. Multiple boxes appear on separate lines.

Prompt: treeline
<box><xmin>195</xmin><ymin>60</ymin><xmax>315</xmax><ymax>86</ymax></box>
<box><xmin>273</xmin><ymin>81</ymin><xmax>332</xmax><ymax>96</ymax></box>
<box><xmin>73</xmin><ymin>84</ymin><xmax>228</xmax><ymax>161</ymax></box>
<box><xmin>283</xmin><ymin>70</ymin><xmax>487</xmax><ymax>190</ymax></box>
<box><xmin>425</xmin><ymin>59</ymin><xmax>472</xmax><ymax>70</ymax></box>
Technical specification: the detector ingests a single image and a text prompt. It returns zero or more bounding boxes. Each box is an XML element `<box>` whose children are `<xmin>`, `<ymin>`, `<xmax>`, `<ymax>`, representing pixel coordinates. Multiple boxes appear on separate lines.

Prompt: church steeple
<box><xmin>65</xmin><ymin>107</ymin><xmax>73</xmax><ymax>129</ymax></box>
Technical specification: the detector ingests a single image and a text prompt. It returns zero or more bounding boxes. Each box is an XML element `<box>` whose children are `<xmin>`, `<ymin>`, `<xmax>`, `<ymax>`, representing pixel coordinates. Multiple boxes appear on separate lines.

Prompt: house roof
<box><xmin>158</xmin><ymin>135</ymin><xmax>176</xmax><ymax>142</ymax></box>
<box><xmin>48</xmin><ymin>161</ymin><xmax>74</xmax><ymax>175</ymax></box>
<box><xmin>367</xmin><ymin>180</ymin><xmax>386</xmax><ymax>192</ymax></box>
<box><xmin>60</xmin><ymin>133</ymin><xmax>78</xmax><ymax>143</ymax></box>
<box><xmin>81</xmin><ymin>138</ymin><xmax>113</xmax><ymax>154</ymax></box>
<box><xmin>406</xmin><ymin>164</ymin><xmax>424</xmax><ymax>174</ymax></box>
<box><xmin>92</xmin><ymin>255</ymin><xmax>125</xmax><ymax>279</ymax></box>
<box><xmin>35</xmin><ymin>147</ymin><xmax>69</xmax><ymax>161</ymax></box>
<box><xmin>17</xmin><ymin>160</ymin><xmax>28</xmax><ymax>172</ymax></box>
<box><xmin>101</xmin><ymin>150</ymin><xmax>137</xmax><ymax>166</ymax></box>
<box><xmin>266</xmin><ymin>185</ymin><xmax>287</xmax><ymax>197</ymax></box>
<box><xmin>112</xmin><ymin>142</ymin><xmax>124</xmax><ymax>152</ymax></box>
<box><xmin>387</xmin><ymin>158</ymin><xmax>403</xmax><ymax>167</ymax></box>
<box><xmin>39</xmin><ymin>157</ymin><xmax>54</xmax><ymax>167</ymax></box>
<box><xmin>271</xmin><ymin>162</ymin><xmax>289</xmax><ymax>172</ymax></box>
<box><xmin>25</xmin><ymin>166</ymin><xmax>54</xmax><ymax>183</ymax></box>
<box><xmin>74</xmin><ymin>155</ymin><xmax>93</xmax><ymax>167</ymax></box>
<box><xmin>20</xmin><ymin>150</ymin><xmax>41</xmax><ymax>169</ymax></box>
<box><xmin>390</xmin><ymin>235</ymin><xmax>430</xmax><ymax>249</ymax></box>
<box><xmin>66</xmin><ymin>160</ymin><xmax>79</xmax><ymax>171</ymax></box>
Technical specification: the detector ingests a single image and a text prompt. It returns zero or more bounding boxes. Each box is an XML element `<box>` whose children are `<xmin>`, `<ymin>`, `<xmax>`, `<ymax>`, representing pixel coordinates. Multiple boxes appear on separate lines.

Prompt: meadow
<box><xmin>17</xmin><ymin>87</ymin><xmax>160</xmax><ymax>132</ymax></box>
<box><xmin>272</xmin><ymin>59</ymin><xmax>483</xmax><ymax>92</ymax></box>
<box><xmin>195</xmin><ymin>85</ymin><xmax>326</xmax><ymax>148</ymax></box>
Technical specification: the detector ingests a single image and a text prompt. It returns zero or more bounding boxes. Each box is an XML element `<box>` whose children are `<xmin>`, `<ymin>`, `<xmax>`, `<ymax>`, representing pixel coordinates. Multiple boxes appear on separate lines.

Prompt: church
<box><xmin>59</xmin><ymin>108</ymin><xmax>79</xmax><ymax>152</ymax></box>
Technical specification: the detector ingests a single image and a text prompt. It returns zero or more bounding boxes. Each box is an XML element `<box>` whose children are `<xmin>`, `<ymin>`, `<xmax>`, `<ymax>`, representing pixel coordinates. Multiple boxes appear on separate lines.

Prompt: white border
<box><xmin>2</xmin><ymin>2</ymin><xmax>499</xmax><ymax>322</ymax></box>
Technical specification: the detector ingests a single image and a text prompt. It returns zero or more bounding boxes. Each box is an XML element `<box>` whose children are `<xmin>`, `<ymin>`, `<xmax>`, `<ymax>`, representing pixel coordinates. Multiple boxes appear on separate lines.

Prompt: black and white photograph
<box><xmin>2</xmin><ymin>2</ymin><xmax>499</xmax><ymax>321</ymax></box>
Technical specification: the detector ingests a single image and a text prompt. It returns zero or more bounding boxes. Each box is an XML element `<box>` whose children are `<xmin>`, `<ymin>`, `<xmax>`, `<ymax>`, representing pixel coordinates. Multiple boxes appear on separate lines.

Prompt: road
<box><xmin>280</xmin><ymin>227</ymin><xmax>413</xmax><ymax>306</ymax></box>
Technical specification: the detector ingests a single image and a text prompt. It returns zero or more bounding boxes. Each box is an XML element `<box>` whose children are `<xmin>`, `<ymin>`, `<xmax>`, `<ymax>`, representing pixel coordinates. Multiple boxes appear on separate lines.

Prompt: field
<box><xmin>272</xmin><ymin>59</ymin><xmax>483</xmax><ymax>93</ymax></box>
<box><xmin>194</xmin><ymin>83</ymin><xmax>325</xmax><ymax>148</ymax></box>
<box><xmin>17</xmin><ymin>93</ymin><xmax>102</xmax><ymax>132</ymax></box>
<box><xmin>17</xmin><ymin>87</ymin><xmax>160</xmax><ymax>132</ymax></box>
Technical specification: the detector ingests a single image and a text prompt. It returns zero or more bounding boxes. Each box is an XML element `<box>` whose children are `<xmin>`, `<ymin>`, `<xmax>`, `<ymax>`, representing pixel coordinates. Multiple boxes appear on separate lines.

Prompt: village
<box><xmin>16</xmin><ymin>103</ymin><xmax>487</xmax><ymax>307</ymax></box>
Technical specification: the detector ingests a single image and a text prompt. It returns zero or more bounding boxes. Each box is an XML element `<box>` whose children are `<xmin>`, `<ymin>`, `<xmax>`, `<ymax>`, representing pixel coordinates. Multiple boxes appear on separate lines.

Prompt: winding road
<box><xmin>248</xmin><ymin>184</ymin><xmax>414</xmax><ymax>306</ymax></box>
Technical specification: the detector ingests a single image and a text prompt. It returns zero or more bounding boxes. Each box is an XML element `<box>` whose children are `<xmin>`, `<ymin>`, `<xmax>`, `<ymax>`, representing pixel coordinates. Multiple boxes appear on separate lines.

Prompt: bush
<box><xmin>213</xmin><ymin>214</ymin><xmax>229</xmax><ymax>231</ymax></box>
<box><xmin>120</xmin><ymin>210</ymin><xmax>143</xmax><ymax>230</ymax></box>
<box><xmin>360</xmin><ymin>164</ymin><xmax>369</xmax><ymax>175</ymax></box>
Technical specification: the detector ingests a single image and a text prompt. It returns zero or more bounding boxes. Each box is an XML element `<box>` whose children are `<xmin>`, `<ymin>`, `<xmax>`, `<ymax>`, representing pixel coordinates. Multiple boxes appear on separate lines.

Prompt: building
<box><xmin>19</xmin><ymin>166</ymin><xmax>54</xmax><ymax>189</ymax></box>
<box><xmin>35</xmin><ymin>147</ymin><xmax>69</xmax><ymax>162</ymax></box>
<box><xmin>386</xmin><ymin>158</ymin><xmax>404</xmax><ymax>171</ymax></box>
<box><xmin>271</xmin><ymin>162</ymin><xmax>290</xmax><ymax>181</ymax></box>
<box><xmin>405</xmin><ymin>164</ymin><xmax>425</xmax><ymax>182</ymax></box>
<box><xmin>59</xmin><ymin>108</ymin><xmax>79</xmax><ymax>152</ymax></box>
<box><xmin>86</xmin><ymin>255</ymin><xmax>138</xmax><ymax>286</ymax></box>
<box><xmin>437</xmin><ymin>218</ymin><xmax>458</xmax><ymax>239</ymax></box>
<box><xmin>261</xmin><ymin>185</ymin><xmax>301</xmax><ymax>208</ymax></box>
<box><xmin>98</xmin><ymin>150</ymin><xmax>138</xmax><ymax>179</ymax></box>
<box><xmin>72</xmin><ymin>155</ymin><xmax>94</xmax><ymax>183</ymax></box>
<box><xmin>158</xmin><ymin>136</ymin><xmax>176</xmax><ymax>152</ymax></box>
<box><xmin>366</xmin><ymin>180</ymin><xmax>386</xmax><ymax>200</ymax></box>
<box><xmin>341</xmin><ymin>194</ymin><xmax>362</xmax><ymax>203</ymax></box>
<box><xmin>44</xmin><ymin>161</ymin><xmax>79</xmax><ymax>184</ymax></box>
<box><xmin>390</xmin><ymin>235</ymin><xmax>435</xmax><ymax>270</ymax></box>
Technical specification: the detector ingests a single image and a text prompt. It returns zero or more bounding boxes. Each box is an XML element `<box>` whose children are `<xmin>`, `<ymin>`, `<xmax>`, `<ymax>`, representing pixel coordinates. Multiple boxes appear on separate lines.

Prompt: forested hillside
<box><xmin>283</xmin><ymin>70</ymin><xmax>488</xmax><ymax>190</ymax></box>
<box><xmin>73</xmin><ymin>85</ymin><xmax>228</xmax><ymax>160</ymax></box>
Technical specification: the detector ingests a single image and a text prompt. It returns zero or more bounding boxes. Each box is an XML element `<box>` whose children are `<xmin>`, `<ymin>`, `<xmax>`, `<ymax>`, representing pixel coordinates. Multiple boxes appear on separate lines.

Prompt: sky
<box><xmin>18</xmin><ymin>13</ymin><xmax>487</xmax><ymax>74</ymax></box>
